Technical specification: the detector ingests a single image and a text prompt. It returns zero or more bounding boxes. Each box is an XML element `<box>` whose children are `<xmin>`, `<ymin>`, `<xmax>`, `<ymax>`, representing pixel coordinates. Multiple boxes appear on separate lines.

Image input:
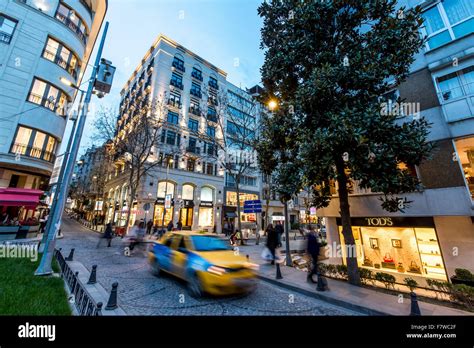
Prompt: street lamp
<box><xmin>268</xmin><ymin>99</ymin><xmax>278</xmax><ymax>111</ymax></box>
<box><xmin>161</xmin><ymin>158</ymin><xmax>174</xmax><ymax>229</ymax></box>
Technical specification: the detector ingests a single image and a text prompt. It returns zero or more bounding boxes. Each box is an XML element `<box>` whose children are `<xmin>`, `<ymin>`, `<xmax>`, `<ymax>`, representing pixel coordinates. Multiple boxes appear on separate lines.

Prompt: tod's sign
<box><xmin>336</xmin><ymin>217</ymin><xmax>435</xmax><ymax>228</ymax></box>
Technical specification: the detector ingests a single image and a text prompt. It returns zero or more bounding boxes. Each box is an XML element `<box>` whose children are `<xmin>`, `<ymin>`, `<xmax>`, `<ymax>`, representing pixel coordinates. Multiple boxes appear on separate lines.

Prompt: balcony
<box><xmin>208</xmin><ymin>96</ymin><xmax>218</xmax><ymax>106</ymax></box>
<box><xmin>189</xmin><ymin>106</ymin><xmax>201</xmax><ymax>116</ymax></box>
<box><xmin>207</xmin><ymin>114</ymin><xmax>218</xmax><ymax>123</ymax></box>
<box><xmin>172</xmin><ymin>61</ymin><xmax>185</xmax><ymax>73</ymax></box>
<box><xmin>438</xmin><ymin>82</ymin><xmax>474</xmax><ymax>123</ymax></box>
<box><xmin>168</xmin><ymin>99</ymin><xmax>182</xmax><ymax>109</ymax></box>
<box><xmin>55</xmin><ymin>12</ymin><xmax>87</xmax><ymax>45</ymax></box>
<box><xmin>191</xmin><ymin>71</ymin><xmax>203</xmax><ymax>81</ymax></box>
<box><xmin>10</xmin><ymin>143</ymin><xmax>56</xmax><ymax>164</ymax></box>
<box><xmin>170</xmin><ymin>80</ymin><xmax>184</xmax><ymax>90</ymax></box>
<box><xmin>0</xmin><ymin>32</ymin><xmax>13</xmax><ymax>44</ymax></box>
<box><xmin>190</xmin><ymin>89</ymin><xmax>202</xmax><ymax>98</ymax></box>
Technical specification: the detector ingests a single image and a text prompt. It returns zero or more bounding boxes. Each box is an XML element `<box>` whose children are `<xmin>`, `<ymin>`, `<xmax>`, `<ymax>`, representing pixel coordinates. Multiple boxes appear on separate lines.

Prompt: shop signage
<box><xmin>183</xmin><ymin>200</ymin><xmax>194</xmax><ymax>208</ymax></box>
<box><xmin>200</xmin><ymin>201</ymin><xmax>213</xmax><ymax>207</ymax></box>
<box><xmin>336</xmin><ymin>217</ymin><xmax>435</xmax><ymax>228</ymax></box>
<box><xmin>49</xmin><ymin>155</ymin><xmax>64</xmax><ymax>185</ymax></box>
<box><xmin>165</xmin><ymin>194</ymin><xmax>172</xmax><ymax>209</ymax></box>
<box><xmin>155</xmin><ymin>198</ymin><xmax>174</xmax><ymax>206</ymax></box>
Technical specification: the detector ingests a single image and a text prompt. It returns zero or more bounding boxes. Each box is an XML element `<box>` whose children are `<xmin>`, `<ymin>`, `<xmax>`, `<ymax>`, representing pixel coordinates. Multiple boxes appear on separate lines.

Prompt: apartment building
<box><xmin>104</xmin><ymin>35</ymin><xmax>262</xmax><ymax>234</ymax></box>
<box><xmin>319</xmin><ymin>0</ymin><xmax>474</xmax><ymax>283</ymax></box>
<box><xmin>0</xmin><ymin>0</ymin><xmax>108</xmax><ymax>206</ymax></box>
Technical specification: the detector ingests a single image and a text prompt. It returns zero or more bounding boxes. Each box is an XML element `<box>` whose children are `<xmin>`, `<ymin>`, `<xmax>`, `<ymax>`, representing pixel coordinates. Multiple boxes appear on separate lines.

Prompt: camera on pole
<box><xmin>94</xmin><ymin>58</ymin><xmax>116</xmax><ymax>95</ymax></box>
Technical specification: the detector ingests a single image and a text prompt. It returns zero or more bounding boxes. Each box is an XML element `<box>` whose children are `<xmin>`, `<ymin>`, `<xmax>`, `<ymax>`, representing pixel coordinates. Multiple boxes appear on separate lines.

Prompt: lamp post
<box><xmin>35</xmin><ymin>22</ymin><xmax>110</xmax><ymax>276</ymax></box>
<box><xmin>161</xmin><ymin>158</ymin><xmax>173</xmax><ymax>228</ymax></box>
<box><xmin>268</xmin><ymin>99</ymin><xmax>292</xmax><ymax>267</ymax></box>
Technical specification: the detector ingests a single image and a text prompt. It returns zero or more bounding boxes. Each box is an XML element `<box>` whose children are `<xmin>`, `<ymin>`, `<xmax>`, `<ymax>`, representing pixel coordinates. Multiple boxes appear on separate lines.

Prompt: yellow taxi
<box><xmin>148</xmin><ymin>231</ymin><xmax>258</xmax><ymax>298</ymax></box>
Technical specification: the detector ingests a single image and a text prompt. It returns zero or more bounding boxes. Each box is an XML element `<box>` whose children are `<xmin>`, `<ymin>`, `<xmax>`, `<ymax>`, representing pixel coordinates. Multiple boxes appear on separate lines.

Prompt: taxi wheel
<box><xmin>150</xmin><ymin>259</ymin><xmax>162</xmax><ymax>277</ymax></box>
<box><xmin>187</xmin><ymin>272</ymin><xmax>203</xmax><ymax>298</ymax></box>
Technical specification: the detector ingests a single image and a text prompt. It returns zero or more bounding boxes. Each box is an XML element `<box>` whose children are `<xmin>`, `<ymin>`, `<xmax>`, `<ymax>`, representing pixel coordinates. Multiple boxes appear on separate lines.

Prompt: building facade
<box><xmin>0</xmin><ymin>0</ymin><xmax>108</xmax><ymax>203</ymax></box>
<box><xmin>104</xmin><ymin>35</ymin><xmax>263</xmax><ymax>234</ymax></box>
<box><xmin>319</xmin><ymin>0</ymin><xmax>474</xmax><ymax>283</ymax></box>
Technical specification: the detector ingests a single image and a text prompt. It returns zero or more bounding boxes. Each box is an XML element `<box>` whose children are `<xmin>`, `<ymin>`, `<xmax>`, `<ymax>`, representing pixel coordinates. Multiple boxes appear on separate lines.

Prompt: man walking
<box><xmin>275</xmin><ymin>221</ymin><xmax>284</xmax><ymax>248</ymax></box>
<box><xmin>306</xmin><ymin>229</ymin><xmax>321</xmax><ymax>283</ymax></box>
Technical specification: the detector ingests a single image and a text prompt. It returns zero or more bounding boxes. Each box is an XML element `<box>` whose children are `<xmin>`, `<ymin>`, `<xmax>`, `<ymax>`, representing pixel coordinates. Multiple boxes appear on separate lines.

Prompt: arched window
<box><xmin>200</xmin><ymin>186</ymin><xmax>214</xmax><ymax>202</ymax></box>
<box><xmin>158</xmin><ymin>181</ymin><xmax>175</xmax><ymax>198</ymax></box>
<box><xmin>182</xmin><ymin>184</ymin><xmax>194</xmax><ymax>200</ymax></box>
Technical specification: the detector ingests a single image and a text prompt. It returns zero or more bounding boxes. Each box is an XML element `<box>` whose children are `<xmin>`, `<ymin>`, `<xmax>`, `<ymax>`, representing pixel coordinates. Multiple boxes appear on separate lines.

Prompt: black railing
<box><xmin>43</xmin><ymin>49</ymin><xmax>79</xmax><ymax>79</ymax></box>
<box><xmin>168</xmin><ymin>99</ymin><xmax>182</xmax><ymax>108</ymax></box>
<box><xmin>54</xmin><ymin>249</ymin><xmax>103</xmax><ymax>316</ymax></box>
<box><xmin>0</xmin><ymin>31</ymin><xmax>13</xmax><ymax>44</ymax></box>
<box><xmin>189</xmin><ymin>106</ymin><xmax>201</xmax><ymax>115</ymax></box>
<box><xmin>170</xmin><ymin>80</ymin><xmax>184</xmax><ymax>90</ymax></box>
<box><xmin>55</xmin><ymin>12</ymin><xmax>87</xmax><ymax>45</ymax></box>
<box><xmin>11</xmin><ymin>143</ymin><xmax>56</xmax><ymax>163</ymax></box>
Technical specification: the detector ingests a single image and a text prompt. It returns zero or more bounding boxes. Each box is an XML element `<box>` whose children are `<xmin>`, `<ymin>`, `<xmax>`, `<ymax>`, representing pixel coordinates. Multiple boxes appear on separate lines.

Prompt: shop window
<box><xmin>200</xmin><ymin>186</ymin><xmax>214</xmax><ymax>202</ymax></box>
<box><xmin>454</xmin><ymin>136</ymin><xmax>474</xmax><ymax>199</ymax></box>
<box><xmin>182</xmin><ymin>184</ymin><xmax>194</xmax><ymax>200</ymax></box>
<box><xmin>157</xmin><ymin>181</ymin><xmax>175</xmax><ymax>198</ymax></box>
<box><xmin>9</xmin><ymin>174</ymin><xmax>26</xmax><ymax>188</ymax></box>
<box><xmin>198</xmin><ymin>207</ymin><xmax>213</xmax><ymax>227</ymax></box>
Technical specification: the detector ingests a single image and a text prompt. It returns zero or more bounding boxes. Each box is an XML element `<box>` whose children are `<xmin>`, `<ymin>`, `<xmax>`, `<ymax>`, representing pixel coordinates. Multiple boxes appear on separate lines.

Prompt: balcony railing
<box><xmin>43</xmin><ymin>49</ymin><xmax>79</xmax><ymax>79</ymax></box>
<box><xmin>0</xmin><ymin>31</ymin><xmax>13</xmax><ymax>44</ymax></box>
<box><xmin>168</xmin><ymin>99</ymin><xmax>182</xmax><ymax>109</ymax></box>
<box><xmin>28</xmin><ymin>93</ymin><xmax>65</xmax><ymax>115</ymax></box>
<box><xmin>170</xmin><ymin>80</ymin><xmax>184</xmax><ymax>90</ymax></box>
<box><xmin>11</xmin><ymin>143</ymin><xmax>56</xmax><ymax>163</ymax></box>
<box><xmin>189</xmin><ymin>106</ymin><xmax>201</xmax><ymax>115</ymax></box>
<box><xmin>55</xmin><ymin>12</ymin><xmax>87</xmax><ymax>45</ymax></box>
<box><xmin>208</xmin><ymin>96</ymin><xmax>218</xmax><ymax>106</ymax></box>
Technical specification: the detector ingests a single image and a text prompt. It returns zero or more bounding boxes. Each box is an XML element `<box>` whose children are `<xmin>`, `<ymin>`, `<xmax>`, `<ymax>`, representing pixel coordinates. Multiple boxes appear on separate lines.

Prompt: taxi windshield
<box><xmin>190</xmin><ymin>236</ymin><xmax>230</xmax><ymax>251</ymax></box>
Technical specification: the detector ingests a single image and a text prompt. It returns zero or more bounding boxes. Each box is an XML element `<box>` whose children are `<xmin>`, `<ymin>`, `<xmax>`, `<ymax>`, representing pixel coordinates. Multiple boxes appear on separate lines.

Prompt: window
<box><xmin>28</xmin><ymin>78</ymin><xmax>68</xmax><ymax>115</ymax></box>
<box><xmin>0</xmin><ymin>14</ymin><xmax>17</xmax><ymax>44</ymax></box>
<box><xmin>436</xmin><ymin>66</ymin><xmax>474</xmax><ymax>101</ymax></box>
<box><xmin>170</xmin><ymin>73</ymin><xmax>183</xmax><ymax>89</ymax></box>
<box><xmin>187</xmin><ymin>159</ymin><xmax>195</xmax><ymax>172</ymax></box>
<box><xmin>182</xmin><ymin>184</ymin><xmax>194</xmax><ymax>200</ymax></box>
<box><xmin>454</xmin><ymin>136</ymin><xmax>474</xmax><ymax>200</ymax></box>
<box><xmin>9</xmin><ymin>175</ymin><xmax>27</xmax><ymax>188</ymax></box>
<box><xmin>200</xmin><ymin>186</ymin><xmax>214</xmax><ymax>202</ymax></box>
<box><xmin>166</xmin><ymin>130</ymin><xmax>177</xmax><ymax>145</ymax></box>
<box><xmin>422</xmin><ymin>1</ymin><xmax>474</xmax><ymax>50</ymax></box>
<box><xmin>168</xmin><ymin>93</ymin><xmax>181</xmax><ymax>107</ymax></box>
<box><xmin>55</xmin><ymin>3</ymin><xmax>88</xmax><ymax>44</ymax></box>
<box><xmin>172</xmin><ymin>56</ymin><xmax>185</xmax><ymax>72</ymax></box>
<box><xmin>229</xmin><ymin>91</ymin><xmax>253</xmax><ymax>109</ymax></box>
<box><xmin>190</xmin><ymin>82</ymin><xmax>201</xmax><ymax>97</ymax></box>
<box><xmin>157</xmin><ymin>181</ymin><xmax>175</xmax><ymax>198</ymax></box>
<box><xmin>188</xmin><ymin>137</ymin><xmax>198</xmax><ymax>153</ymax></box>
<box><xmin>207</xmin><ymin>126</ymin><xmax>216</xmax><ymax>138</ymax></box>
<box><xmin>191</xmin><ymin>67</ymin><xmax>203</xmax><ymax>81</ymax></box>
<box><xmin>209</xmin><ymin>76</ymin><xmax>218</xmax><ymax>89</ymax></box>
<box><xmin>207</xmin><ymin>107</ymin><xmax>217</xmax><ymax>122</ymax></box>
<box><xmin>206</xmin><ymin>163</ymin><xmax>214</xmax><ymax>175</ymax></box>
<box><xmin>10</xmin><ymin>126</ymin><xmax>58</xmax><ymax>163</ymax></box>
<box><xmin>43</xmin><ymin>37</ymin><xmax>81</xmax><ymax>79</ymax></box>
<box><xmin>167</xmin><ymin>111</ymin><xmax>179</xmax><ymax>125</ymax></box>
<box><xmin>189</xmin><ymin>100</ymin><xmax>200</xmax><ymax>115</ymax></box>
<box><xmin>188</xmin><ymin>118</ymin><xmax>199</xmax><ymax>132</ymax></box>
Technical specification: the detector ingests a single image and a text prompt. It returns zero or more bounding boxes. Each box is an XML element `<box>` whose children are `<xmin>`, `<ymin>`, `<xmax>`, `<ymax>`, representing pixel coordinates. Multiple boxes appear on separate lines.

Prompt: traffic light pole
<box><xmin>35</xmin><ymin>22</ymin><xmax>110</xmax><ymax>276</ymax></box>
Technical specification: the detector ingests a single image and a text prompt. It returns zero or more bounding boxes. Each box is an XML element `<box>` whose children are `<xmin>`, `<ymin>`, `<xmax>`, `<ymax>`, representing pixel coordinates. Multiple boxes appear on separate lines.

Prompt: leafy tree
<box><xmin>257</xmin><ymin>0</ymin><xmax>431</xmax><ymax>285</ymax></box>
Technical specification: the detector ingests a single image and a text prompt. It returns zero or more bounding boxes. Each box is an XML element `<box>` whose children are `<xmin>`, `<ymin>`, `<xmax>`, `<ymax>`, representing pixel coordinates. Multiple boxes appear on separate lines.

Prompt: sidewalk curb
<box><xmin>258</xmin><ymin>274</ymin><xmax>389</xmax><ymax>316</ymax></box>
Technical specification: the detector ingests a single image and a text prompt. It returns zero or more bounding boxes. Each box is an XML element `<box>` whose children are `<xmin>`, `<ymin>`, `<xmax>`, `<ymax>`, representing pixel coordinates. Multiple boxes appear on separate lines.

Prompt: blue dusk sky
<box><xmin>74</xmin><ymin>0</ymin><xmax>265</xmax><ymax>152</ymax></box>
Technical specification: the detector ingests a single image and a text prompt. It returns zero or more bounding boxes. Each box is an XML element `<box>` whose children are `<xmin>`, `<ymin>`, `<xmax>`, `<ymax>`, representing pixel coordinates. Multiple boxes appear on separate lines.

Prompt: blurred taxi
<box><xmin>148</xmin><ymin>231</ymin><xmax>258</xmax><ymax>297</ymax></box>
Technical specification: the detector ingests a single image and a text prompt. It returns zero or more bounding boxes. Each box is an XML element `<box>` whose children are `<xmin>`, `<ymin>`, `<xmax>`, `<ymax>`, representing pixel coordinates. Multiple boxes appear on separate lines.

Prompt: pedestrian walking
<box><xmin>306</xmin><ymin>229</ymin><xmax>321</xmax><ymax>283</ymax></box>
<box><xmin>229</xmin><ymin>229</ymin><xmax>239</xmax><ymax>246</ymax></box>
<box><xmin>177</xmin><ymin>221</ymin><xmax>183</xmax><ymax>231</ymax></box>
<box><xmin>167</xmin><ymin>220</ymin><xmax>174</xmax><ymax>232</ymax></box>
<box><xmin>275</xmin><ymin>221</ymin><xmax>284</xmax><ymax>248</ymax></box>
<box><xmin>265</xmin><ymin>223</ymin><xmax>278</xmax><ymax>265</ymax></box>
<box><xmin>146</xmin><ymin>220</ymin><xmax>153</xmax><ymax>235</ymax></box>
<box><xmin>97</xmin><ymin>222</ymin><xmax>114</xmax><ymax>248</ymax></box>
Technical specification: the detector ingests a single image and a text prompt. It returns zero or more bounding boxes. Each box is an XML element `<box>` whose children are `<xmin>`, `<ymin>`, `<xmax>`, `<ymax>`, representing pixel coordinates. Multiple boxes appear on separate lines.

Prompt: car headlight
<box><xmin>244</xmin><ymin>262</ymin><xmax>259</xmax><ymax>271</ymax></box>
<box><xmin>207</xmin><ymin>265</ymin><xmax>226</xmax><ymax>275</ymax></box>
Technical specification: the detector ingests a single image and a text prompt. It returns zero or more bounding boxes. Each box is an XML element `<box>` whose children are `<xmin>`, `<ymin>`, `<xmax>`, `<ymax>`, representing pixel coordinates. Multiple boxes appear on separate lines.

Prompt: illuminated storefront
<box><xmin>198</xmin><ymin>187</ymin><xmax>214</xmax><ymax>227</ymax></box>
<box><xmin>337</xmin><ymin>217</ymin><xmax>447</xmax><ymax>281</ymax></box>
<box><xmin>153</xmin><ymin>181</ymin><xmax>175</xmax><ymax>227</ymax></box>
<box><xmin>179</xmin><ymin>184</ymin><xmax>195</xmax><ymax>229</ymax></box>
<box><xmin>225</xmin><ymin>191</ymin><xmax>259</xmax><ymax>223</ymax></box>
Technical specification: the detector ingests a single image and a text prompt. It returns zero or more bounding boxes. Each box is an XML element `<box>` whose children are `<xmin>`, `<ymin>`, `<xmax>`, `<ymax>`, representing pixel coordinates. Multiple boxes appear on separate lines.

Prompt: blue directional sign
<box><xmin>243</xmin><ymin>200</ymin><xmax>262</xmax><ymax>213</ymax></box>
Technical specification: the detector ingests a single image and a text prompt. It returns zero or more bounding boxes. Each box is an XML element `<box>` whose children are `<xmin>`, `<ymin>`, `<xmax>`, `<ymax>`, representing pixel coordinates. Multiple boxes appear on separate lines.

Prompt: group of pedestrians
<box><xmin>264</xmin><ymin>222</ymin><xmax>321</xmax><ymax>283</ymax></box>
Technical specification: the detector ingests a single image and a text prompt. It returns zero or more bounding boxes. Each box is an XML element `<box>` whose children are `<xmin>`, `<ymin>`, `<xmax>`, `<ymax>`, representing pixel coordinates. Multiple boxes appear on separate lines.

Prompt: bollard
<box><xmin>66</xmin><ymin>248</ymin><xmax>75</xmax><ymax>261</ymax></box>
<box><xmin>87</xmin><ymin>265</ymin><xmax>97</xmax><ymax>284</ymax></box>
<box><xmin>95</xmin><ymin>302</ymin><xmax>103</xmax><ymax>316</ymax></box>
<box><xmin>316</xmin><ymin>273</ymin><xmax>327</xmax><ymax>292</ymax></box>
<box><xmin>276</xmin><ymin>262</ymin><xmax>283</xmax><ymax>279</ymax></box>
<box><xmin>246</xmin><ymin>255</ymin><xmax>249</xmax><ymax>261</ymax></box>
<box><xmin>105</xmin><ymin>282</ymin><xmax>118</xmax><ymax>310</ymax></box>
<box><xmin>410</xmin><ymin>292</ymin><xmax>421</xmax><ymax>316</ymax></box>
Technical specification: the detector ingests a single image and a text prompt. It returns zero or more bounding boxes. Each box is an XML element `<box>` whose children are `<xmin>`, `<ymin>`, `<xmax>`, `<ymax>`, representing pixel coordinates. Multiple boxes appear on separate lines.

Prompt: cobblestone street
<box><xmin>57</xmin><ymin>218</ymin><xmax>362</xmax><ymax>316</ymax></box>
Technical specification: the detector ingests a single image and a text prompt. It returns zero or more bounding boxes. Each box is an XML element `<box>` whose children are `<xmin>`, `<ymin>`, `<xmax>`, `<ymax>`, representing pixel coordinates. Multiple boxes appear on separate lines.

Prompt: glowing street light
<box><xmin>268</xmin><ymin>99</ymin><xmax>278</xmax><ymax>111</ymax></box>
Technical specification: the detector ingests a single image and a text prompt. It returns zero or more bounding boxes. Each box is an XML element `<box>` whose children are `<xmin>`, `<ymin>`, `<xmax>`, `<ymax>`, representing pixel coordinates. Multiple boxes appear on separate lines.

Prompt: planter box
<box><xmin>0</xmin><ymin>226</ymin><xmax>20</xmax><ymax>241</ymax></box>
<box><xmin>451</xmin><ymin>276</ymin><xmax>474</xmax><ymax>287</ymax></box>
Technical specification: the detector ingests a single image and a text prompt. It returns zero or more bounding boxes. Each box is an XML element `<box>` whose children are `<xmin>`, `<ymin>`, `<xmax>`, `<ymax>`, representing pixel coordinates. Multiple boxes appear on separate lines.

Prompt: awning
<box><xmin>0</xmin><ymin>188</ymin><xmax>44</xmax><ymax>208</ymax></box>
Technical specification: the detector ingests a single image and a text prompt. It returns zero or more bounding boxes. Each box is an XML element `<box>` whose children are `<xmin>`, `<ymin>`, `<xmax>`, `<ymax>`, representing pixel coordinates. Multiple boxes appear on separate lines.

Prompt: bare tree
<box><xmin>190</xmin><ymin>86</ymin><xmax>260</xmax><ymax>244</ymax></box>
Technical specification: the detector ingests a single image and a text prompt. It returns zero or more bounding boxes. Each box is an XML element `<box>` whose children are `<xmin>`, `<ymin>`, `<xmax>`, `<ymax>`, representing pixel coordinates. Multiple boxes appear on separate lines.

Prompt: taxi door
<box><xmin>170</xmin><ymin>235</ymin><xmax>188</xmax><ymax>279</ymax></box>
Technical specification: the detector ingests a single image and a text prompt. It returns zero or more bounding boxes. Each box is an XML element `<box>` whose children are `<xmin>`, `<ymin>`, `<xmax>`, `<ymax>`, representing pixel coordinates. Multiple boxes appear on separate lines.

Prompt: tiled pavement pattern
<box><xmin>58</xmin><ymin>218</ymin><xmax>362</xmax><ymax>316</ymax></box>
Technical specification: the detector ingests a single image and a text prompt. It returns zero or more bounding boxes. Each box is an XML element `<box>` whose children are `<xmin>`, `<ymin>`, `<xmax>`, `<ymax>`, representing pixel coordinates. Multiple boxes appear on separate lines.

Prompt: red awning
<box><xmin>0</xmin><ymin>188</ymin><xmax>44</xmax><ymax>208</ymax></box>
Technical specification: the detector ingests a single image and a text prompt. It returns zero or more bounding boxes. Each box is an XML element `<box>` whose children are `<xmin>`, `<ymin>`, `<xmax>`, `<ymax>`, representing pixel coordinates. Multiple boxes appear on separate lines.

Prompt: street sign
<box><xmin>49</xmin><ymin>155</ymin><xmax>64</xmax><ymax>185</ymax></box>
<box><xmin>243</xmin><ymin>200</ymin><xmax>262</xmax><ymax>213</ymax></box>
<box><xmin>143</xmin><ymin>203</ymin><xmax>151</xmax><ymax>211</ymax></box>
<box><xmin>165</xmin><ymin>194</ymin><xmax>172</xmax><ymax>209</ymax></box>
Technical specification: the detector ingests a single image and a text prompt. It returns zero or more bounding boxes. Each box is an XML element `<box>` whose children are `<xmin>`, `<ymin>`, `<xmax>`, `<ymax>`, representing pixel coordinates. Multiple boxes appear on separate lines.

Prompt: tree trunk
<box><xmin>283</xmin><ymin>200</ymin><xmax>292</xmax><ymax>267</ymax></box>
<box><xmin>264</xmin><ymin>196</ymin><xmax>270</xmax><ymax>232</ymax></box>
<box><xmin>335</xmin><ymin>157</ymin><xmax>361</xmax><ymax>286</ymax></box>
<box><xmin>235</xmin><ymin>181</ymin><xmax>244</xmax><ymax>245</ymax></box>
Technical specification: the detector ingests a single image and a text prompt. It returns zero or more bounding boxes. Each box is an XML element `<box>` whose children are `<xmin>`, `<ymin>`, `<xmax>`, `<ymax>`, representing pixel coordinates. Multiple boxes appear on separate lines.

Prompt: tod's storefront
<box><xmin>335</xmin><ymin>217</ymin><xmax>448</xmax><ymax>281</ymax></box>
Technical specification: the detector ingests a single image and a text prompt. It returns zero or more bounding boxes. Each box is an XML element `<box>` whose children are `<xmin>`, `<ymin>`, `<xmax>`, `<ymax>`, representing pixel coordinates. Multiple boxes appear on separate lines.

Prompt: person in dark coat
<box><xmin>265</xmin><ymin>223</ymin><xmax>278</xmax><ymax>265</ymax></box>
<box><xmin>97</xmin><ymin>223</ymin><xmax>113</xmax><ymax>248</ymax></box>
<box><xmin>167</xmin><ymin>221</ymin><xmax>174</xmax><ymax>232</ymax></box>
<box><xmin>177</xmin><ymin>221</ymin><xmax>183</xmax><ymax>231</ymax></box>
<box><xmin>306</xmin><ymin>230</ymin><xmax>321</xmax><ymax>283</ymax></box>
<box><xmin>146</xmin><ymin>220</ymin><xmax>153</xmax><ymax>235</ymax></box>
<box><xmin>274</xmin><ymin>222</ymin><xmax>284</xmax><ymax>248</ymax></box>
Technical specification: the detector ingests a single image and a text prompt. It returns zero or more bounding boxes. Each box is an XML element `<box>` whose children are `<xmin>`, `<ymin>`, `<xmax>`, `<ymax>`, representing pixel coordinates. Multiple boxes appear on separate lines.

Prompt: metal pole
<box><xmin>35</xmin><ymin>22</ymin><xmax>110</xmax><ymax>276</ymax></box>
<box><xmin>284</xmin><ymin>200</ymin><xmax>292</xmax><ymax>267</ymax></box>
<box><xmin>161</xmin><ymin>161</ymin><xmax>170</xmax><ymax>228</ymax></box>
<box><xmin>39</xmin><ymin>90</ymin><xmax>84</xmax><ymax>253</ymax></box>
